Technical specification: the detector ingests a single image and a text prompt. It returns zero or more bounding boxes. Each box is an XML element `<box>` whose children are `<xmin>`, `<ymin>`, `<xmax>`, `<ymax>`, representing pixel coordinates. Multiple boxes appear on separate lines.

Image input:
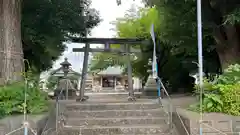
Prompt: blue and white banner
<box><xmin>150</xmin><ymin>23</ymin><xmax>161</xmax><ymax>98</ymax></box>
<box><xmin>150</xmin><ymin>24</ymin><xmax>158</xmax><ymax>79</ymax></box>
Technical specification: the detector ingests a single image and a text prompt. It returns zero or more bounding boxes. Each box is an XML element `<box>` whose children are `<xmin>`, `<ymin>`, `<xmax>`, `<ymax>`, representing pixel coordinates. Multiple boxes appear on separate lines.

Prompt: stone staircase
<box><xmin>53</xmin><ymin>98</ymin><xmax>174</xmax><ymax>135</ymax></box>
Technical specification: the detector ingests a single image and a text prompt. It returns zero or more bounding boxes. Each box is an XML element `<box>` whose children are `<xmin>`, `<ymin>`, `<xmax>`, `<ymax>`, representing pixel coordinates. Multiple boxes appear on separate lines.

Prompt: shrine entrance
<box><xmin>71</xmin><ymin>37</ymin><xmax>149</xmax><ymax>101</ymax></box>
<box><xmin>102</xmin><ymin>76</ymin><xmax>115</xmax><ymax>88</ymax></box>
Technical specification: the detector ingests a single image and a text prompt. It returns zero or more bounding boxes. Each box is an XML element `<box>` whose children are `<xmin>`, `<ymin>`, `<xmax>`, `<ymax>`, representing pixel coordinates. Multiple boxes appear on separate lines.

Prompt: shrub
<box><xmin>190</xmin><ymin>64</ymin><xmax>240</xmax><ymax>116</ymax></box>
<box><xmin>0</xmin><ymin>82</ymin><xmax>49</xmax><ymax>118</ymax></box>
<box><xmin>218</xmin><ymin>83</ymin><xmax>240</xmax><ymax>116</ymax></box>
<box><xmin>218</xmin><ymin>64</ymin><xmax>240</xmax><ymax>84</ymax></box>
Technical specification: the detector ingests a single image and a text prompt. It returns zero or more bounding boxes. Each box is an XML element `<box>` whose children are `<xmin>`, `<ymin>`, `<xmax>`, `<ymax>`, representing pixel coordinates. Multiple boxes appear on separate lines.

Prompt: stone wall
<box><xmin>0</xmin><ymin>114</ymin><xmax>48</xmax><ymax>135</ymax></box>
<box><xmin>173</xmin><ymin>108</ymin><xmax>240</xmax><ymax>135</ymax></box>
<box><xmin>161</xmin><ymin>95</ymin><xmax>240</xmax><ymax>135</ymax></box>
<box><xmin>0</xmin><ymin>102</ymin><xmax>57</xmax><ymax>135</ymax></box>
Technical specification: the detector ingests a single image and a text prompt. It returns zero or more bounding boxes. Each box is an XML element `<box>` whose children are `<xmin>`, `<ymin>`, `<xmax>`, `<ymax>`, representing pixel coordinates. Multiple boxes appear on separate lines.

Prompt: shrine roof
<box><xmin>96</xmin><ymin>66</ymin><xmax>123</xmax><ymax>75</ymax></box>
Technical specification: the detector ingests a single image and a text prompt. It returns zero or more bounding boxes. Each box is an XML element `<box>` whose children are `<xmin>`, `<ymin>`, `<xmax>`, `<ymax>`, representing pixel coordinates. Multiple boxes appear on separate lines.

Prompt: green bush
<box><xmin>0</xmin><ymin>82</ymin><xmax>49</xmax><ymax>118</ymax></box>
<box><xmin>218</xmin><ymin>83</ymin><xmax>240</xmax><ymax>115</ymax></box>
<box><xmin>190</xmin><ymin>64</ymin><xmax>240</xmax><ymax>116</ymax></box>
<box><xmin>218</xmin><ymin>64</ymin><xmax>240</xmax><ymax>84</ymax></box>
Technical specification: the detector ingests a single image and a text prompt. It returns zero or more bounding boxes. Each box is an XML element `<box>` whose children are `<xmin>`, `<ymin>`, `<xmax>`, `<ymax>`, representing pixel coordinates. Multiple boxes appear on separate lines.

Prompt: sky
<box><xmin>40</xmin><ymin>0</ymin><xmax>144</xmax><ymax>80</ymax></box>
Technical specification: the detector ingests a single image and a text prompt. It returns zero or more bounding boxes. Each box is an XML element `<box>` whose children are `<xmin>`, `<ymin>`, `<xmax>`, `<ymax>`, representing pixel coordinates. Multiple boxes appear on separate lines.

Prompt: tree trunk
<box><xmin>0</xmin><ymin>0</ymin><xmax>23</xmax><ymax>85</ymax></box>
<box><xmin>214</xmin><ymin>25</ymin><xmax>240</xmax><ymax>69</ymax></box>
<box><xmin>217</xmin><ymin>47</ymin><xmax>240</xmax><ymax>69</ymax></box>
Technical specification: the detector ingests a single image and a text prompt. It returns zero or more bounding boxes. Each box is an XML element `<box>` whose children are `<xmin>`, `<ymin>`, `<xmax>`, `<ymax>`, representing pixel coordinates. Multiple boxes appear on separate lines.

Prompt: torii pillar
<box><xmin>76</xmin><ymin>44</ymin><xmax>90</xmax><ymax>102</ymax></box>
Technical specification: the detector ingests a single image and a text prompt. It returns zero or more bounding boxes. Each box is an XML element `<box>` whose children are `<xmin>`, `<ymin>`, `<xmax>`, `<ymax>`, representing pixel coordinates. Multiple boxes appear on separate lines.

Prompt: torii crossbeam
<box><xmin>71</xmin><ymin>37</ymin><xmax>149</xmax><ymax>102</ymax></box>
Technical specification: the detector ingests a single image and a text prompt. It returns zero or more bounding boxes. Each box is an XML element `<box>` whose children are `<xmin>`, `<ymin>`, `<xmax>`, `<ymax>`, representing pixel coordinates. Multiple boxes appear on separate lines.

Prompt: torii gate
<box><xmin>71</xmin><ymin>37</ymin><xmax>149</xmax><ymax>101</ymax></box>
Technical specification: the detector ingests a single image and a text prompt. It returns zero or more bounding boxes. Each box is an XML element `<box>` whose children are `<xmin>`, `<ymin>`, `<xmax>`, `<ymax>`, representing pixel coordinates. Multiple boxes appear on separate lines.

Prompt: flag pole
<box><xmin>197</xmin><ymin>0</ymin><xmax>203</xmax><ymax>134</ymax></box>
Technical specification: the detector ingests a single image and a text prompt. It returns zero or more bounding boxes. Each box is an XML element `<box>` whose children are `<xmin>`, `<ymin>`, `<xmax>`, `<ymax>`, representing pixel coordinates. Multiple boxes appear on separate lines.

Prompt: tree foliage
<box><xmin>90</xmin><ymin>7</ymin><xmax>160</xmax><ymax>78</ymax></box>
<box><xmin>22</xmin><ymin>0</ymin><xmax>100</xmax><ymax>73</ymax></box>
<box><xmin>191</xmin><ymin>64</ymin><xmax>240</xmax><ymax>116</ymax></box>
<box><xmin>90</xmin><ymin>7</ymin><xmax>194</xmax><ymax>92</ymax></box>
<box><xmin>90</xmin><ymin>6</ymin><xmax>224</xmax><ymax>93</ymax></box>
<box><xmin>144</xmin><ymin>0</ymin><xmax>240</xmax><ymax>68</ymax></box>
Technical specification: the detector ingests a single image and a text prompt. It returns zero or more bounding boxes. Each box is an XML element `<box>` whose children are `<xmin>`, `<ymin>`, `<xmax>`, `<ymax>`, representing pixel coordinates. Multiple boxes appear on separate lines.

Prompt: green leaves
<box><xmin>146</xmin><ymin>0</ymin><xmax>240</xmax><ymax>69</ymax></box>
<box><xmin>90</xmin><ymin>7</ymin><xmax>160</xmax><ymax>77</ymax></box>
<box><xmin>217</xmin><ymin>64</ymin><xmax>240</xmax><ymax>84</ymax></box>
<box><xmin>192</xmin><ymin>64</ymin><xmax>240</xmax><ymax>116</ymax></box>
<box><xmin>0</xmin><ymin>82</ymin><xmax>49</xmax><ymax>118</ymax></box>
<box><xmin>22</xmin><ymin>0</ymin><xmax>100</xmax><ymax>73</ymax></box>
<box><xmin>224</xmin><ymin>8</ymin><xmax>240</xmax><ymax>25</ymax></box>
<box><xmin>204</xmin><ymin>94</ymin><xmax>223</xmax><ymax>112</ymax></box>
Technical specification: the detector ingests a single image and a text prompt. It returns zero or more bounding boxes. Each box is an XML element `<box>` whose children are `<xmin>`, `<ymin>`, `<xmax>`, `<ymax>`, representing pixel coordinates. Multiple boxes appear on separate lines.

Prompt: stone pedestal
<box><xmin>54</xmin><ymin>89</ymin><xmax>77</xmax><ymax>100</ymax></box>
<box><xmin>143</xmin><ymin>76</ymin><xmax>158</xmax><ymax>97</ymax></box>
<box><xmin>54</xmin><ymin>79</ymin><xmax>77</xmax><ymax>100</ymax></box>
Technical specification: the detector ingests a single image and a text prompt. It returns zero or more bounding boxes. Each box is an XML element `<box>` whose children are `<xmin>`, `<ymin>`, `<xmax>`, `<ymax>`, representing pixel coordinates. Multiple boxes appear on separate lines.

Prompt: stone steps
<box><xmin>65</xmin><ymin>117</ymin><xmax>166</xmax><ymax>126</ymax></box>
<box><xmin>64</xmin><ymin>109</ymin><xmax>165</xmax><ymax>118</ymax></box>
<box><xmin>66</xmin><ymin>102</ymin><xmax>161</xmax><ymax>111</ymax></box>
<box><xmin>59</xmin><ymin>124</ymin><xmax>169</xmax><ymax>135</ymax></box>
<box><xmin>54</xmin><ymin>97</ymin><xmax>173</xmax><ymax>135</ymax></box>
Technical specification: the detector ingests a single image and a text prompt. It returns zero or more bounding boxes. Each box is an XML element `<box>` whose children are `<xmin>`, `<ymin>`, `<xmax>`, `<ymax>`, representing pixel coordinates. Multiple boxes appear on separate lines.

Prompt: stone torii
<box><xmin>71</xmin><ymin>37</ymin><xmax>149</xmax><ymax>102</ymax></box>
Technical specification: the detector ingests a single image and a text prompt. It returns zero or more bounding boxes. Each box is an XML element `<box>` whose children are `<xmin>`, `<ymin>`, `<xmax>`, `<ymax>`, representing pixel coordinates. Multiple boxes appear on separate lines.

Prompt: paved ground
<box><xmin>54</xmin><ymin>93</ymin><xmax>196</xmax><ymax>105</ymax></box>
<box><xmin>58</xmin><ymin>94</ymin><xmax>158</xmax><ymax>104</ymax></box>
<box><xmin>164</xmin><ymin>94</ymin><xmax>197</xmax><ymax>108</ymax></box>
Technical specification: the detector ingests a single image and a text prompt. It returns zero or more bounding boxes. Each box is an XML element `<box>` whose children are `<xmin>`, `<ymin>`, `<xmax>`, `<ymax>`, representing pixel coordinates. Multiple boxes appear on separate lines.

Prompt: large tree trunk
<box><xmin>202</xmin><ymin>0</ymin><xmax>240</xmax><ymax>70</ymax></box>
<box><xmin>0</xmin><ymin>0</ymin><xmax>23</xmax><ymax>85</ymax></box>
<box><xmin>217</xmin><ymin>47</ymin><xmax>240</xmax><ymax>69</ymax></box>
<box><xmin>214</xmin><ymin>25</ymin><xmax>240</xmax><ymax>69</ymax></box>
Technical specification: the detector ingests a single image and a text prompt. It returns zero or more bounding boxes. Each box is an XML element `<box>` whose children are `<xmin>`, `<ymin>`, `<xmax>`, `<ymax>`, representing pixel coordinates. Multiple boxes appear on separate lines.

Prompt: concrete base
<box><xmin>143</xmin><ymin>76</ymin><xmax>158</xmax><ymax>97</ymax></box>
<box><xmin>142</xmin><ymin>90</ymin><xmax>159</xmax><ymax>97</ymax></box>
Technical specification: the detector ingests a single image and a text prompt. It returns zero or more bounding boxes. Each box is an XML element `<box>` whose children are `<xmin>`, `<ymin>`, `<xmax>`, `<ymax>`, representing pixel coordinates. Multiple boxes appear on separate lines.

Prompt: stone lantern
<box><xmin>54</xmin><ymin>58</ymin><xmax>76</xmax><ymax>100</ymax></box>
<box><xmin>143</xmin><ymin>58</ymin><xmax>159</xmax><ymax>98</ymax></box>
<box><xmin>60</xmin><ymin>58</ymin><xmax>71</xmax><ymax>78</ymax></box>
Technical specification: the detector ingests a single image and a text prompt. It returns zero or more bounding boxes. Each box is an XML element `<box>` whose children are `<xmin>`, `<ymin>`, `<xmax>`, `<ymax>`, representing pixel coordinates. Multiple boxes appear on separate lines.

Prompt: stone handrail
<box><xmin>159</xmin><ymin>80</ymin><xmax>191</xmax><ymax>135</ymax></box>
